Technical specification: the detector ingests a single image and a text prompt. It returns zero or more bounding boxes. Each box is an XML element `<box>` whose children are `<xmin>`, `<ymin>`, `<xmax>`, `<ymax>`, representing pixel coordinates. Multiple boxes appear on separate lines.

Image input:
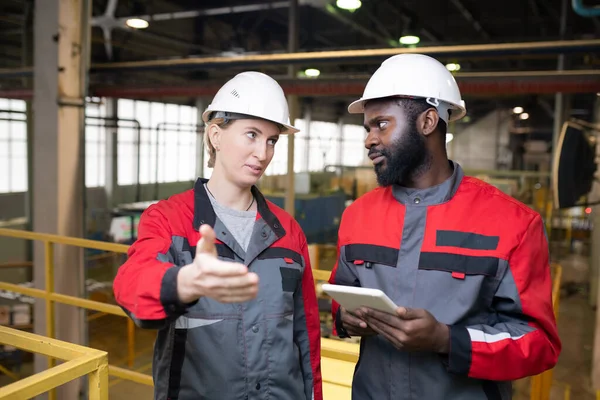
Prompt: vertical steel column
<box><xmin>552</xmin><ymin>0</ymin><xmax>569</xmax><ymax>153</ymax></box>
<box><xmin>195</xmin><ymin>98</ymin><xmax>206</xmax><ymax>179</ymax></box>
<box><xmin>285</xmin><ymin>0</ymin><xmax>299</xmax><ymax>216</ymax></box>
<box><xmin>104</xmin><ymin>99</ymin><xmax>118</xmax><ymax>209</ymax></box>
<box><xmin>589</xmin><ymin>95</ymin><xmax>600</xmax><ymax>389</ymax></box>
<box><xmin>303</xmin><ymin>103</ymin><xmax>312</xmax><ymax>172</ymax></box>
<box><xmin>32</xmin><ymin>1</ymin><xmax>91</xmax><ymax>399</ymax></box>
<box><xmin>336</xmin><ymin>117</ymin><xmax>344</xmax><ymax>166</ymax></box>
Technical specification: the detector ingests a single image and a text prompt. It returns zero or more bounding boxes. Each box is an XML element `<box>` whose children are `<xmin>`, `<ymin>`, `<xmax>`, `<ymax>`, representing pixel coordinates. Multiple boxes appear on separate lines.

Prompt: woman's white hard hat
<box><xmin>202</xmin><ymin>71</ymin><xmax>299</xmax><ymax>134</ymax></box>
<box><xmin>348</xmin><ymin>54</ymin><xmax>467</xmax><ymax>123</ymax></box>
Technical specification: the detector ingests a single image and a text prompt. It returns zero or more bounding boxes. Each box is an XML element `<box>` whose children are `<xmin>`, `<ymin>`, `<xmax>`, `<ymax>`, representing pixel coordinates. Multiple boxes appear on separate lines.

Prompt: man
<box><xmin>328</xmin><ymin>53</ymin><xmax>561</xmax><ymax>400</ymax></box>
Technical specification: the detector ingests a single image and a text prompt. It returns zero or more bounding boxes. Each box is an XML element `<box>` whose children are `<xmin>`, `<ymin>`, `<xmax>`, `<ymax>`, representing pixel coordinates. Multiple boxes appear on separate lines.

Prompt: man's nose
<box><xmin>364</xmin><ymin>131</ymin><xmax>379</xmax><ymax>150</ymax></box>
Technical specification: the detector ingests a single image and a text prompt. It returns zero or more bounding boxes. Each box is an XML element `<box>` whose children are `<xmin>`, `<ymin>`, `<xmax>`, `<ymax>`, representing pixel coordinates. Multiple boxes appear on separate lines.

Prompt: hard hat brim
<box><xmin>347</xmin><ymin>96</ymin><xmax>467</xmax><ymax>122</ymax></box>
<box><xmin>202</xmin><ymin>109</ymin><xmax>299</xmax><ymax>134</ymax></box>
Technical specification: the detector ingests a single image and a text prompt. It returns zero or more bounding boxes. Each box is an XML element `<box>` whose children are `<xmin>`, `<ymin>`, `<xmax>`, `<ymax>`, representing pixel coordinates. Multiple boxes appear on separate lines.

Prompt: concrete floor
<box><xmin>1</xmin><ymin>254</ymin><xmax>598</xmax><ymax>399</ymax></box>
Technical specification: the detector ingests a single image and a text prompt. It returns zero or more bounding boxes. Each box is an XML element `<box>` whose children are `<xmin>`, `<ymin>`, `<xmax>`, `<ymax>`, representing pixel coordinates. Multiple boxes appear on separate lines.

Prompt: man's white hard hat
<box><xmin>348</xmin><ymin>53</ymin><xmax>467</xmax><ymax>123</ymax></box>
<box><xmin>202</xmin><ymin>71</ymin><xmax>299</xmax><ymax>134</ymax></box>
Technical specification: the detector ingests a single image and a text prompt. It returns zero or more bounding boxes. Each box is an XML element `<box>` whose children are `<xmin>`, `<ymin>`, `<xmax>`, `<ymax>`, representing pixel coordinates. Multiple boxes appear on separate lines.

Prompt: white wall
<box><xmin>448</xmin><ymin>109</ymin><xmax>511</xmax><ymax>170</ymax></box>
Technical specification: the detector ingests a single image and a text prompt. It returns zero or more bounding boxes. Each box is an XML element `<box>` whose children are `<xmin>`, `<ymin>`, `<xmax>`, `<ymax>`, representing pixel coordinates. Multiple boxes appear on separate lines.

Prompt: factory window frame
<box><xmin>117</xmin><ymin>99</ymin><xmax>201</xmax><ymax>186</ymax></box>
<box><xmin>85</xmin><ymin>100</ymin><xmax>109</xmax><ymax>188</ymax></box>
<box><xmin>0</xmin><ymin>99</ymin><xmax>28</xmax><ymax>193</ymax></box>
<box><xmin>265</xmin><ymin>119</ymin><xmax>367</xmax><ymax>176</ymax></box>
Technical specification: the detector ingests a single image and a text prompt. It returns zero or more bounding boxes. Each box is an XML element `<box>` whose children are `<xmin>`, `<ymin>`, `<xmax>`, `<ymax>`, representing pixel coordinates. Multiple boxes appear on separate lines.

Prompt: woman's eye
<box><xmin>377</xmin><ymin>121</ymin><xmax>387</xmax><ymax>130</ymax></box>
<box><xmin>246</xmin><ymin>131</ymin><xmax>257</xmax><ymax>139</ymax></box>
<box><xmin>268</xmin><ymin>138</ymin><xmax>278</xmax><ymax>146</ymax></box>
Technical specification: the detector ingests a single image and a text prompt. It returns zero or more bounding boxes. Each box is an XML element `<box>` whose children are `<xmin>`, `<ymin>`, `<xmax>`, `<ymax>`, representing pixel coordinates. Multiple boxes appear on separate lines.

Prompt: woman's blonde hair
<box><xmin>204</xmin><ymin>117</ymin><xmax>235</xmax><ymax>168</ymax></box>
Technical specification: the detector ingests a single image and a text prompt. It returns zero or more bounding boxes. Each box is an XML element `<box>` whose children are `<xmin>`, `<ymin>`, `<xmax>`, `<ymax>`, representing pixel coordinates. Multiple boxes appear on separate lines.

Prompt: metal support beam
<box><xmin>195</xmin><ymin>98</ymin><xmax>206</xmax><ymax>179</ymax></box>
<box><xmin>285</xmin><ymin>0</ymin><xmax>299</xmax><ymax>217</ymax></box>
<box><xmin>2</xmin><ymin>39</ymin><xmax>600</xmax><ymax>78</ymax></box>
<box><xmin>450</xmin><ymin>0</ymin><xmax>491</xmax><ymax>40</ymax></box>
<box><xmin>32</xmin><ymin>1</ymin><xmax>90</xmax><ymax>399</ymax></box>
<box><xmin>552</xmin><ymin>0</ymin><xmax>569</xmax><ymax>153</ymax></box>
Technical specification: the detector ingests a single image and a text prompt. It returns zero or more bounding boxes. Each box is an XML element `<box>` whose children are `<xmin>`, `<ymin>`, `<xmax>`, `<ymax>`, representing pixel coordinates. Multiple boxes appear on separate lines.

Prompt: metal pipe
<box><xmin>572</xmin><ymin>0</ymin><xmax>600</xmax><ymax>17</ymax></box>
<box><xmin>89</xmin><ymin>39</ymin><xmax>600</xmax><ymax>72</ymax></box>
<box><xmin>1</xmin><ymin>70</ymin><xmax>599</xmax><ymax>99</ymax></box>
<box><xmin>1</xmin><ymin>39</ymin><xmax>600</xmax><ymax>78</ymax></box>
<box><xmin>92</xmin><ymin>2</ymin><xmax>291</xmax><ymax>27</ymax></box>
<box><xmin>450</xmin><ymin>0</ymin><xmax>491</xmax><ymax>39</ymax></box>
<box><xmin>553</xmin><ymin>0</ymin><xmax>569</xmax><ymax>153</ymax></box>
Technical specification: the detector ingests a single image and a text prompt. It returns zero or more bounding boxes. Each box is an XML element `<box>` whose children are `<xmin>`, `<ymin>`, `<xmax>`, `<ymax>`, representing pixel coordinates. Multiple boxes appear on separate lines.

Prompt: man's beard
<box><xmin>370</xmin><ymin>126</ymin><xmax>430</xmax><ymax>187</ymax></box>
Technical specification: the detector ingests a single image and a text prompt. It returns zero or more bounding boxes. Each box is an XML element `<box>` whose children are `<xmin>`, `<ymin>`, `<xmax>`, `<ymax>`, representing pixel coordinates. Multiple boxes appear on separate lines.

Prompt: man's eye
<box><xmin>377</xmin><ymin>121</ymin><xmax>387</xmax><ymax>130</ymax></box>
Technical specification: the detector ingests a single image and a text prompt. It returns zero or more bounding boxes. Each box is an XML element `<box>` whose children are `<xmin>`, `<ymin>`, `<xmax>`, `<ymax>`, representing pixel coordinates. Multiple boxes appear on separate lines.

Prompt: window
<box><xmin>117</xmin><ymin>99</ymin><xmax>201</xmax><ymax>185</ymax></box>
<box><xmin>85</xmin><ymin>100</ymin><xmax>109</xmax><ymax>187</ymax></box>
<box><xmin>0</xmin><ymin>99</ymin><xmax>27</xmax><ymax>193</ymax></box>
<box><xmin>264</xmin><ymin>119</ymin><xmax>367</xmax><ymax>176</ymax></box>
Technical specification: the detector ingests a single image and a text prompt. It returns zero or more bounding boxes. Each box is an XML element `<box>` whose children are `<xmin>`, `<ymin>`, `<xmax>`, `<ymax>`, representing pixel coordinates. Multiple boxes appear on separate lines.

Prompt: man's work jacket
<box><xmin>113</xmin><ymin>178</ymin><xmax>323</xmax><ymax>400</ymax></box>
<box><xmin>329</xmin><ymin>162</ymin><xmax>561</xmax><ymax>400</ymax></box>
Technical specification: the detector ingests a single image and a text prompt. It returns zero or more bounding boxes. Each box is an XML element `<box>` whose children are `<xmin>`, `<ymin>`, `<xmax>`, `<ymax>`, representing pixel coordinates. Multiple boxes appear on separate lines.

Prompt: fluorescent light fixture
<box><xmin>519</xmin><ymin>112</ymin><xmax>530</xmax><ymax>120</ymax></box>
<box><xmin>304</xmin><ymin>68</ymin><xmax>321</xmax><ymax>77</ymax></box>
<box><xmin>446</xmin><ymin>133</ymin><xmax>454</xmax><ymax>144</ymax></box>
<box><xmin>399</xmin><ymin>35</ymin><xmax>420</xmax><ymax>45</ymax></box>
<box><xmin>445</xmin><ymin>63</ymin><xmax>461</xmax><ymax>72</ymax></box>
<box><xmin>336</xmin><ymin>0</ymin><xmax>362</xmax><ymax>11</ymax></box>
<box><xmin>512</xmin><ymin>106</ymin><xmax>524</xmax><ymax>114</ymax></box>
<box><xmin>126</xmin><ymin>18</ymin><xmax>149</xmax><ymax>29</ymax></box>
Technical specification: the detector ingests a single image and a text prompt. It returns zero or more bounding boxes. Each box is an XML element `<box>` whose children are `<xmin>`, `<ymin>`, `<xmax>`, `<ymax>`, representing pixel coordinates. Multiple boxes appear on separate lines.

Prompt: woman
<box><xmin>113</xmin><ymin>71</ymin><xmax>323</xmax><ymax>400</ymax></box>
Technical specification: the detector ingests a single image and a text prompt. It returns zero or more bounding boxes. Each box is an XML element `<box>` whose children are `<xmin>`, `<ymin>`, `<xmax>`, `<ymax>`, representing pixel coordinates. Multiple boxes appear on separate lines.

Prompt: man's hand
<box><xmin>177</xmin><ymin>224</ymin><xmax>259</xmax><ymax>304</ymax></box>
<box><xmin>339</xmin><ymin>307</ymin><xmax>377</xmax><ymax>337</ymax></box>
<box><xmin>355</xmin><ymin>307</ymin><xmax>449</xmax><ymax>353</ymax></box>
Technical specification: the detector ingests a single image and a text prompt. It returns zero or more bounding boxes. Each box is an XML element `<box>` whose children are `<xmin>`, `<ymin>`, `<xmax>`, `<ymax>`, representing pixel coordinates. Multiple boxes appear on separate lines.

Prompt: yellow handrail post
<box><xmin>529</xmin><ymin>264</ymin><xmax>562</xmax><ymax>400</ymax></box>
<box><xmin>128</xmin><ymin>319</ymin><xmax>135</xmax><ymax>368</ymax></box>
<box><xmin>89</xmin><ymin>355</ymin><xmax>109</xmax><ymax>400</ymax></box>
<box><xmin>45</xmin><ymin>240</ymin><xmax>57</xmax><ymax>400</ymax></box>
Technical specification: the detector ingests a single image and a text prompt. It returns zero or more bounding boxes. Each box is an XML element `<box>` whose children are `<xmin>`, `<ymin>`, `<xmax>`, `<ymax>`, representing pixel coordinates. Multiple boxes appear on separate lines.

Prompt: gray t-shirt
<box><xmin>204</xmin><ymin>184</ymin><xmax>256</xmax><ymax>252</ymax></box>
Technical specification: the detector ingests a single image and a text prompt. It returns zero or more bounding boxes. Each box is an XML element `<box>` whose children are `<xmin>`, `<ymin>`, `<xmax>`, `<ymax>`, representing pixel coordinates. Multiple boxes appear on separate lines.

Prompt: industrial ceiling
<box><xmin>0</xmin><ymin>0</ymin><xmax>599</xmax><ymax>131</ymax></box>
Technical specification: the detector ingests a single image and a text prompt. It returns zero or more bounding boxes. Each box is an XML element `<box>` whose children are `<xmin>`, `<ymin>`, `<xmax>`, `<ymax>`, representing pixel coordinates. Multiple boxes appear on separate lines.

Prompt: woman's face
<box><xmin>211</xmin><ymin>118</ymin><xmax>281</xmax><ymax>187</ymax></box>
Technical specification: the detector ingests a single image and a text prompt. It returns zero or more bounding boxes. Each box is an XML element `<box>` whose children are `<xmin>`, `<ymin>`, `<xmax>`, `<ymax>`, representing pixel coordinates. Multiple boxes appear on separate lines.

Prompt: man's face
<box><xmin>363</xmin><ymin>99</ymin><xmax>428</xmax><ymax>186</ymax></box>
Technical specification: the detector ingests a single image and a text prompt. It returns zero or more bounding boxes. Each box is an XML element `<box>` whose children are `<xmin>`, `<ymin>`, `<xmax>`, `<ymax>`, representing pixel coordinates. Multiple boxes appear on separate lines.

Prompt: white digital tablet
<box><xmin>321</xmin><ymin>284</ymin><xmax>399</xmax><ymax>315</ymax></box>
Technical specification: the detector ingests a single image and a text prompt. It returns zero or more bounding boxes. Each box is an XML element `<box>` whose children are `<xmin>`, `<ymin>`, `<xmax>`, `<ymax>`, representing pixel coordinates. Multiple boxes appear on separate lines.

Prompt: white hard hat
<box><xmin>202</xmin><ymin>71</ymin><xmax>299</xmax><ymax>134</ymax></box>
<box><xmin>348</xmin><ymin>54</ymin><xmax>467</xmax><ymax>123</ymax></box>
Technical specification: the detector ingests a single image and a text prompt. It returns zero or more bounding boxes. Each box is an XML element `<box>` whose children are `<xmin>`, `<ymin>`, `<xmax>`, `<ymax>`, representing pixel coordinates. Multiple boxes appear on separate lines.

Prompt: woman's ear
<box><xmin>208</xmin><ymin>123</ymin><xmax>221</xmax><ymax>151</ymax></box>
<box><xmin>420</xmin><ymin>108</ymin><xmax>440</xmax><ymax>138</ymax></box>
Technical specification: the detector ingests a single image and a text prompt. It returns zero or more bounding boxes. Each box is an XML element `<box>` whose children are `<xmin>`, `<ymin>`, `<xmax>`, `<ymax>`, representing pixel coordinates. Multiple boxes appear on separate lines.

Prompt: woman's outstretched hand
<box><xmin>177</xmin><ymin>224</ymin><xmax>259</xmax><ymax>304</ymax></box>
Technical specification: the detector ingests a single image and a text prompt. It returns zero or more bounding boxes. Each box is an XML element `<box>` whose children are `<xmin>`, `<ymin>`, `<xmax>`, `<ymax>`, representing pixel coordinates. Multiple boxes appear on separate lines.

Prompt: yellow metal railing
<box><xmin>0</xmin><ymin>229</ymin><xmax>354</xmax><ymax>398</ymax></box>
<box><xmin>529</xmin><ymin>264</ymin><xmax>564</xmax><ymax>400</ymax></box>
<box><xmin>0</xmin><ymin>228</ymin><xmax>563</xmax><ymax>400</ymax></box>
<box><xmin>0</xmin><ymin>325</ymin><xmax>108</xmax><ymax>399</ymax></box>
<box><xmin>0</xmin><ymin>228</ymin><xmax>149</xmax><ymax>396</ymax></box>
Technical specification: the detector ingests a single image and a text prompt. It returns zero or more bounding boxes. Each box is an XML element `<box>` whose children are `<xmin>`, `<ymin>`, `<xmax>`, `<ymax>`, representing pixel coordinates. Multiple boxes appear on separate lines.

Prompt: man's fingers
<box><xmin>342</xmin><ymin>308</ymin><xmax>369</xmax><ymax>329</ymax></box>
<box><xmin>210</xmin><ymin>273</ymin><xmax>260</xmax><ymax>290</ymax></box>
<box><xmin>357</xmin><ymin>307</ymin><xmax>403</xmax><ymax>329</ymax></box>
<box><xmin>396</xmin><ymin>307</ymin><xmax>421</xmax><ymax>320</ymax></box>
<box><xmin>198</xmin><ymin>256</ymin><xmax>252</xmax><ymax>277</ymax></box>
<box><xmin>196</xmin><ymin>224</ymin><xmax>218</xmax><ymax>257</ymax></box>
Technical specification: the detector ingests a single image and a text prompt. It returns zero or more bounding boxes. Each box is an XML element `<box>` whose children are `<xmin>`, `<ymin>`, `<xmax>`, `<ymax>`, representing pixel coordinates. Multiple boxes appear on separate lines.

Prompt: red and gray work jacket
<box><xmin>113</xmin><ymin>178</ymin><xmax>323</xmax><ymax>400</ymax></box>
<box><xmin>329</xmin><ymin>162</ymin><xmax>561</xmax><ymax>400</ymax></box>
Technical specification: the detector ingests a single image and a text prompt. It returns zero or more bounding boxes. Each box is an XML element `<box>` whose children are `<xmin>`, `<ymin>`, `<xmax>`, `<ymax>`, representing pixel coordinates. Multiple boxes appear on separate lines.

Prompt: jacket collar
<box><xmin>391</xmin><ymin>160</ymin><xmax>464</xmax><ymax>206</ymax></box>
<box><xmin>192</xmin><ymin>178</ymin><xmax>286</xmax><ymax>238</ymax></box>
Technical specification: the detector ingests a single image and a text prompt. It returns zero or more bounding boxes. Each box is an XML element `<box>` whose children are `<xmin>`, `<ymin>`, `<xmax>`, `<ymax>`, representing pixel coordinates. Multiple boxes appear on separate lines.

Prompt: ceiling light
<box><xmin>126</xmin><ymin>18</ymin><xmax>149</xmax><ymax>29</ymax></box>
<box><xmin>512</xmin><ymin>106</ymin><xmax>524</xmax><ymax>114</ymax></box>
<box><xmin>445</xmin><ymin>63</ymin><xmax>461</xmax><ymax>72</ymax></box>
<box><xmin>446</xmin><ymin>133</ymin><xmax>454</xmax><ymax>144</ymax></box>
<box><xmin>304</xmin><ymin>68</ymin><xmax>321</xmax><ymax>78</ymax></box>
<box><xmin>519</xmin><ymin>112</ymin><xmax>530</xmax><ymax>120</ymax></box>
<box><xmin>399</xmin><ymin>35</ymin><xmax>420</xmax><ymax>45</ymax></box>
<box><xmin>336</xmin><ymin>0</ymin><xmax>362</xmax><ymax>11</ymax></box>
